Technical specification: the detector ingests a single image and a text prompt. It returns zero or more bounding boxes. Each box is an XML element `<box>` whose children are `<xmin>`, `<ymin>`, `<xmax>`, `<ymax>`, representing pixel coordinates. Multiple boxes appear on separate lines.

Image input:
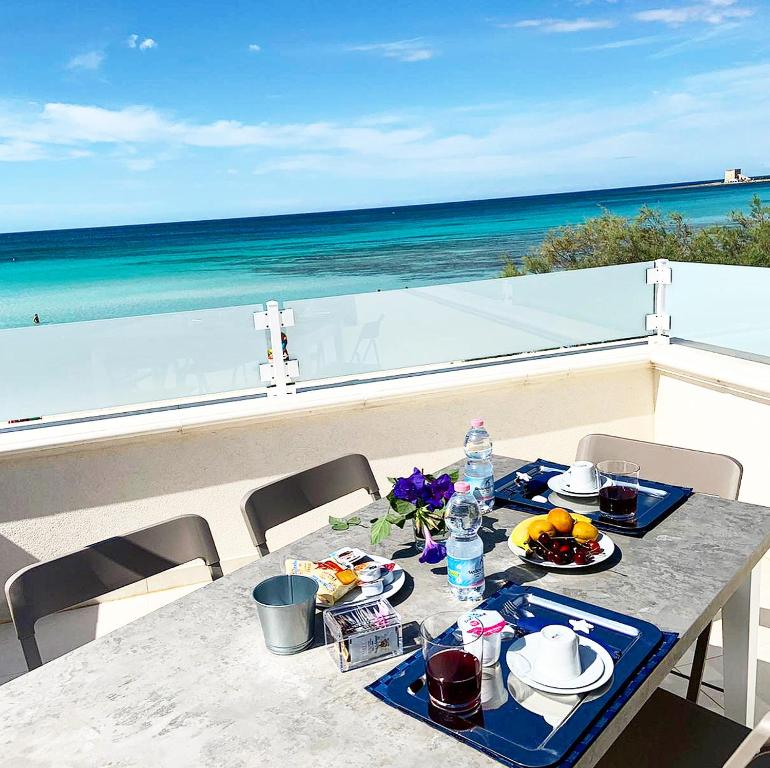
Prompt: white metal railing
<box><xmin>2</xmin><ymin>259</ymin><xmax>768</xmax><ymax>424</ymax></box>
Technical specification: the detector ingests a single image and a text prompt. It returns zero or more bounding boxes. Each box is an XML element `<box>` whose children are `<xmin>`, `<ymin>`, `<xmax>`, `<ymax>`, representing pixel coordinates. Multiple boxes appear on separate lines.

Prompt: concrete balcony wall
<box><xmin>0</xmin><ymin>349</ymin><xmax>653</xmax><ymax>622</ymax></box>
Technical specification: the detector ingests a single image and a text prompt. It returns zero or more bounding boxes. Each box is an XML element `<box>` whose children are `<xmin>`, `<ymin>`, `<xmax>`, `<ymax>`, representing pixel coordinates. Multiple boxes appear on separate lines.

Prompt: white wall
<box><xmin>654</xmin><ymin>372</ymin><xmax>770</xmax><ymax>507</ymax></box>
<box><xmin>0</xmin><ymin>362</ymin><xmax>654</xmax><ymax>621</ymax></box>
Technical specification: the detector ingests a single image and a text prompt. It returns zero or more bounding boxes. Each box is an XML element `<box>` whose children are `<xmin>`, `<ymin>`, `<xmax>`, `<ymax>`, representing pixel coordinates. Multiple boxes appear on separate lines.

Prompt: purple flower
<box><xmin>425</xmin><ymin>473</ymin><xmax>454</xmax><ymax>511</ymax></box>
<box><xmin>407</xmin><ymin>468</ymin><xmax>434</xmax><ymax>506</ymax></box>
<box><xmin>419</xmin><ymin>527</ymin><xmax>447</xmax><ymax>565</ymax></box>
<box><xmin>408</xmin><ymin>467</ymin><xmax>426</xmax><ymax>491</ymax></box>
<box><xmin>393</xmin><ymin>477</ymin><xmax>416</xmax><ymax>502</ymax></box>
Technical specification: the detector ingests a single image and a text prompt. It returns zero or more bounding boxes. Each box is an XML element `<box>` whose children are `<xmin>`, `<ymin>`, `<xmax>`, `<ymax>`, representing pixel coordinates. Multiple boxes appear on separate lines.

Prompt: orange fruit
<box><xmin>547</xmin><ymin>508</ymin><xmax>574</xmax><ymax>535</ymax></box>
<box><xmin>573</xmin><ymin>521</ymin><xmax>600</xmax><ymax>543</ymax></box>
<box><xmin>528</xmin><ymin>519</ymin><xmax>556</xmax><ymax>541</ymax></box>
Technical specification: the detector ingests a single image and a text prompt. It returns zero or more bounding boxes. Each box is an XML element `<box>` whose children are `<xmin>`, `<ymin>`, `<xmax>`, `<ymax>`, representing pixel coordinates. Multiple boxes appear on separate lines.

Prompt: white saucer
<box><xmin>547</xmin><ymin>472</ymin><xmax>610</xmax><ymax>499</ymax></box>
<box><xmin>506</xmin><ymin>633</ymin><xmax>614</xmax><ymax>695</ymax></box>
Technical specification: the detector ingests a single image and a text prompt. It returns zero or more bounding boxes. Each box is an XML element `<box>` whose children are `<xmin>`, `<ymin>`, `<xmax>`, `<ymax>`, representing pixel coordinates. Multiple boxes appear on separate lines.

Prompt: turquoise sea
<box><xmin>1</xmin><ymin>179</ymin><xmax>768</xmax><ymax>329</ymax></box>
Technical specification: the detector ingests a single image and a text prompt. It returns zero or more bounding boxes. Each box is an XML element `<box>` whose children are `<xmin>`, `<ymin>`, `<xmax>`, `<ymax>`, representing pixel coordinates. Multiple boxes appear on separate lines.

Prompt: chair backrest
<box><xmin>576</xmin><ymin>434</ymin><xmax>743</xmax><ymax>499</ymax></box>
<box><xmin>241</xmin><ymin>453</ymin><xmax>381</xmax><ymax>556</ymax></box>
<box><xmin>5</xmin><ymin>514</ymin><xmax>222</xmax><ymax>670</ymax></box>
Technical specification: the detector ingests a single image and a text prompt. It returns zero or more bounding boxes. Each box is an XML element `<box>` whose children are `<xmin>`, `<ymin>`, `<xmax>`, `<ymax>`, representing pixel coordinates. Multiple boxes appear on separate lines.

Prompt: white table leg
<box><xmin>723</xmin><ymin>563</ymin><xmax>760</xmax><ymax>726</ymax></box>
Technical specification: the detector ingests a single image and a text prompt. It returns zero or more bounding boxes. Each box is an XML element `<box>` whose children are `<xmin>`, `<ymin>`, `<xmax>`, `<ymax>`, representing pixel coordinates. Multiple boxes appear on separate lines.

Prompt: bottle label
<box><xmin>447</xmin><ymin>554</ymin><xmax>485</xmax><ymax>589</ymax></box>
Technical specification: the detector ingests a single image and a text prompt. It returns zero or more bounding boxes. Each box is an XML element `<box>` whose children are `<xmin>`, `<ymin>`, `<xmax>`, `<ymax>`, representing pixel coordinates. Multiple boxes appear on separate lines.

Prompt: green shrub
<box><xmin>501</xmin><ymin>195</ymin><xmax>770</xmax><ymax>276</ymax></box>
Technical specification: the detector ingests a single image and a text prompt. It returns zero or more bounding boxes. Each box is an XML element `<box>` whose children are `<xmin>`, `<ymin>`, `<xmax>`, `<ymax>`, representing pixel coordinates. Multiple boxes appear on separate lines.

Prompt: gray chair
<box><xmin>5</xmin><ymin>514</ymin><xmax>223</xmax><ymax>671</ymax></box>
<box><xmin>596</xmin><ymin>688</ymin><xmax>751</xmax><ymax>768</ymax></box>
<box><xmin>576</xmin><ymin>433</ymin><xmax>743</xmax><ymax>703</ymax></box>
<box><xmin>576</xmin><ymin>433</ymin><xmax>743</xmax><ymax>500</ymax></box>
<box><xmin>241</xmin><ymin>454</ymin><xmax>381</xmax><ymax>556</ymax></box>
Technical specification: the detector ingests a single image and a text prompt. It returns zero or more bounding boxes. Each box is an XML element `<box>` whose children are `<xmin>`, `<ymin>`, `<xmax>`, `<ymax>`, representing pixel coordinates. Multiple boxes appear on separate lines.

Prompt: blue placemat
<box><xmin>367</xmin><ymin>583</ymin><xmax>679</xmax><ymax>768</ymax></box>
<box><xmin>494</xmin><ymin>459</ymin><xmax>693</xmax><ymax>537</ymax></box>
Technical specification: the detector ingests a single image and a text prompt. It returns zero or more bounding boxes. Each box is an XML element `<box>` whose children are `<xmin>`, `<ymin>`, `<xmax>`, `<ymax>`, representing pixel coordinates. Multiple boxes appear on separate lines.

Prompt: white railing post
<box><xmin>254</xmin><ymin>300</ymin><xmax>299</xmax><ymax>396</ymax></box>
<box><xmin>646</xmin><ymin>258</ymin><xmax>672</xmax><ymax>344</ymax></box>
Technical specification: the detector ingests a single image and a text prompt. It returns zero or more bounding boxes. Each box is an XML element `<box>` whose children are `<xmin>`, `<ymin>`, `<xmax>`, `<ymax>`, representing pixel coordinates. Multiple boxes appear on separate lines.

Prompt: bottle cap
<box><xmin>454</xmin><ymin>481</ymin><xmax>471</xmax><ymax>493</ymax></box>
<box><xmin>470</xmin><ymin>418</ymin><xmax>484</xmax><ymax>427</ymax></box>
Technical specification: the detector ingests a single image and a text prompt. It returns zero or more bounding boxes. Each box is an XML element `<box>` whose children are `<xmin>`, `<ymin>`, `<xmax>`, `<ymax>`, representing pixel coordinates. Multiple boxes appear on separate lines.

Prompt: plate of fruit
<box><xmin>508</xmin><ymin>508</ymin><xmax>614</xmax><ymax>569</ymax></box>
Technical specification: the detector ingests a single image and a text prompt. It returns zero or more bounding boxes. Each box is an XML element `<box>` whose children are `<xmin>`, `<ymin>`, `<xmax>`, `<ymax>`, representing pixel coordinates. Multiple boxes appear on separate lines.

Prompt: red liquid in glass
<box><xmin>426</xmin><ymin>648</ymin><xmax>481</xmax><ymax>712</ymax></box>
<box><xmin>599</xmin><ymin>485</ymin><xmax>638</xmax><ymax>517</ymax></box>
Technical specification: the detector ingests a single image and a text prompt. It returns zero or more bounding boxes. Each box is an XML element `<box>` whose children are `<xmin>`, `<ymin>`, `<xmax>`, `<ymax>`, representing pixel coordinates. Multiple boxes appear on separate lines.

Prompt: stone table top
<box><xmin>1</xmin><ymin>455</ymin><xmax>769</xmax><ymax>768</ymax></box>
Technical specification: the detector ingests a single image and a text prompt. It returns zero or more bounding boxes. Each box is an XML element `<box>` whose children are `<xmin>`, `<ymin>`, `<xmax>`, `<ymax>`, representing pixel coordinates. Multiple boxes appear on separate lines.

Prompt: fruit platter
<box><xmin>508</xmin><ymin>508</ymin><xmax>615</xmax><ymax>569</ymax></box>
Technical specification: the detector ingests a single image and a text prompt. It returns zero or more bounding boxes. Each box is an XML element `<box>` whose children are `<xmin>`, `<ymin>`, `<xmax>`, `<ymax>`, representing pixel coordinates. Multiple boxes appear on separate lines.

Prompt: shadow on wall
<box><xmin>0</xmin><ymin>365</ymin><xmax>654</xmax><ymax>612</ymax></box>
<box><xmin>0</xmin><ymin>367</ymin><xmax>653</xmax><ymax>522</ymax></box>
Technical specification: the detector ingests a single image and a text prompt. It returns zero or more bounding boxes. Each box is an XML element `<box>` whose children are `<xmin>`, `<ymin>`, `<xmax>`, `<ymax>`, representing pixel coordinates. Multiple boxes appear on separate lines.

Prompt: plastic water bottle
<box><xmin>463</xmin><ymin>418</ymin><xmax>494</xmax><ymax>512</ymax></box>
<box><xmin>445</xmin><ymin>481</ymin><xmax>485</xmax><ymax>602</ymax></box>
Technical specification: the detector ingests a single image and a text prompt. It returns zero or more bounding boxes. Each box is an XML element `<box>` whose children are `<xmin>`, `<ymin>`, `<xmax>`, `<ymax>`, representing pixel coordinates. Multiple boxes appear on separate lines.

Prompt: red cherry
<box><xmin>574</xmin><ymin>551</ymin><xmax>588</xmax><ymax>565</ymax></box>
<box><xmin>588</xmin><ymin>540</ymin><xmax>602</xmax><ymax>554</ymax></box>
<box><xmin>559</xmin><ymin>544</ymin><xmax>571</xmax><ymax>554</ymax></box>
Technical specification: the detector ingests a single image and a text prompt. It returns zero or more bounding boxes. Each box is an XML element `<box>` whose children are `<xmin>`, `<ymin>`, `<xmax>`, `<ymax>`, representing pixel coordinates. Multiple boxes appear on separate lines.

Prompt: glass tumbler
<box><xmin>420</xmin><ymin>611</ymin><xmax>483</xmax><ymax>714</ymax></box>
<box><xmin>597</xmin><ymin>460</ymin><xmax>640</xmax><ymax>521</ymax></box>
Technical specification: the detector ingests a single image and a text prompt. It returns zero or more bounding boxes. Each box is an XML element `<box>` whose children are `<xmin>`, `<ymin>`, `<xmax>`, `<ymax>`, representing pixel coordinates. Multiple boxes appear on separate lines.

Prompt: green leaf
<box><xmin>449</xmin><ymin>469</ymin><xmax>460</xmax><ymax>481</ymax></box>
<box><xmin>347</xmin><ymin>516</ymin><xmax>361</xmax><ymax>526</ymax></box>
<box><xmin>370</xmin><ymin>516</ymin><xmax>392</xmax><ymax>546</ymax></box>
<box><xmin>331</xmin><ymin>522</ymin><xmax>349</xmax><ymax>531</ymax></box>
<box><xmin>390</xmin><ymin>498</ymin><xmax>415</xmax><ymax>517</ymax></box>
<box><xmin>328</xmin><ymin>515</ymin><xmax>347</xmax><ymax>527</ymax></box>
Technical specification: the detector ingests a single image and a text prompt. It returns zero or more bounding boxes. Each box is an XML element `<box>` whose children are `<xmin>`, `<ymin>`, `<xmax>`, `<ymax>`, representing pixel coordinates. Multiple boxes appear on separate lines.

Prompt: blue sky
<box><xmin>0</xmin><ymin>0</ymin><xmax>768</xmax><ymax>232</ymax></box>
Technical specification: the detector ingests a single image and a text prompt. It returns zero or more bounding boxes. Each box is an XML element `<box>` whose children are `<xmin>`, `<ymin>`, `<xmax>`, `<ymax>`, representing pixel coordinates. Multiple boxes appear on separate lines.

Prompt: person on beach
<box><xmin>33</xmin><ymin>313</ymin><xmax>40</xmax><ymax>325</ymax></box>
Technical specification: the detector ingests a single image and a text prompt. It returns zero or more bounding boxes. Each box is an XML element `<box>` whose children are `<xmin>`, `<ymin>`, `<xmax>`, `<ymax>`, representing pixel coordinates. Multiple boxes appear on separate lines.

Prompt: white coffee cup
<box><xmin>566</xmin><ymin>461</ymin><xmax>598</xmax><ymax>493</ymax></box>
<box><xmin>533</xmin><ymin>625</ymin><xmax>582</xmax><ymax>684</ymax></box>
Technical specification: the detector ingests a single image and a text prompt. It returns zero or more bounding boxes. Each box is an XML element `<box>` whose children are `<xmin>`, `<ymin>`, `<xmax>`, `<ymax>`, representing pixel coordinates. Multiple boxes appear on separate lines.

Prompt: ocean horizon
<box><xmin>1</xmin><ymin>177</ymin><xmax>768</xmax><ymax>330</ymax></box>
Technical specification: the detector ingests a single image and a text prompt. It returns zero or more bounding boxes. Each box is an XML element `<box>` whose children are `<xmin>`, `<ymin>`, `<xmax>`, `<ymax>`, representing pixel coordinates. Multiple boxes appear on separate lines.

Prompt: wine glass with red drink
<box><xmin>597</xmin><ymin>460</ymin><xmax>640</xmax><ymax>522</ymax></box>
<box><xmin>420</xmin><ymin>612</ymin><xmax>483</xmax><ymax>715</ymax></box>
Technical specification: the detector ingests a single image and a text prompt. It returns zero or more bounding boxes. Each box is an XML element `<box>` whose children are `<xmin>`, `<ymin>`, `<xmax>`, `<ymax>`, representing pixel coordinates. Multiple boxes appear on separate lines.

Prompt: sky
<box><xmin>0</xmin><ymin>0</ymin><xmax>768</xmax><ymax>232</ymax></box>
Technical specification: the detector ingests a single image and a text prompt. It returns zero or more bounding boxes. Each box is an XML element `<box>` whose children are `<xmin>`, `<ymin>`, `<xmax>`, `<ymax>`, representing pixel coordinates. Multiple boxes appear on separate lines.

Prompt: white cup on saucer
<box><xmin>532</xmin><ymin>625</ymin><xmax>582</xmax><ymax>685</ymax></box>
<box><xmin>565</xmin><ymin>461</ymin><xmax>598</xmax><ymax>494</ymax></box>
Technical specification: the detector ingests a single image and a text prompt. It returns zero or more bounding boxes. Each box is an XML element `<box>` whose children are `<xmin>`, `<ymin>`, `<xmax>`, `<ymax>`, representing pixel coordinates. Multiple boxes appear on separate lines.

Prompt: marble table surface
<box><xmin>1</xmin><ymin>455</ymin><xmax>769</xmax><ymax>768</ymax></box>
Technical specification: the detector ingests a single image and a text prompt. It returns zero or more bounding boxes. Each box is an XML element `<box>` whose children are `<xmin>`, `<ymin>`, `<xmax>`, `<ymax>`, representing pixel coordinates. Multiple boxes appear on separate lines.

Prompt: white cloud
<box><xmin>578</xmin><ymin>34</ymin><xmax>663</xmax><ymax>50</ymax></box>
<box><xmin>635</xmin><ymin>0</ymin><xmax>753</xmax><ymax>25</ymax></box>
<box><xmin>127</xmin><ymin>34</ymin><xmax>139</xmax><ymax>49</ymax></box>
<box><xmin>66</xmin><ymin>51</ymin><xmax>105</xmax><ymax>71</ymax></box>
<box><xmin>139</xmin><ymin>38</ymin><xmax>157</xmax><ymax>50</ymax></box>
<box><xmin>2</xmin><ymin>60</ymin><xmax>769</xmax><ymax>194</ymax></box>
<box><xmin>248</xmin><ymin>44</ymin><xmax>261</xmax><ymax>52</ymax></box>
<box><xmin>0</xmin><ymin>141</ymin><xmax>48</xmax><ymax>162</ymax></box>
<box><xmin>503</xmin><ymin>17</ymin><xmax>617</xmax><ymax>32</ymax></box>
<box><xmin>346</xmin><ymin>38</ymin><xmax>435</xmax><ymax>62</ymax></box>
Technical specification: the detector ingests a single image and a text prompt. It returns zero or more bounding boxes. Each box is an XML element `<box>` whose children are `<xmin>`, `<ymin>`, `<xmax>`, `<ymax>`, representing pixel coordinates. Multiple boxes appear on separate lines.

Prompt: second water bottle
<box><xmin>463</xmin><ymin>418</ymin><xmax>494</xmax><ymax>512</ymax></box>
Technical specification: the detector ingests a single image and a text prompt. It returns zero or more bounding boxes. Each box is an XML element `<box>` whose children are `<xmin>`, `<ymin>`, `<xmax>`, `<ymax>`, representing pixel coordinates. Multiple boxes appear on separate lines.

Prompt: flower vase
<box><xmin>413</xmin><ymin>519</ymin><xmax>448</xmax><ymax>552</ymax></box>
